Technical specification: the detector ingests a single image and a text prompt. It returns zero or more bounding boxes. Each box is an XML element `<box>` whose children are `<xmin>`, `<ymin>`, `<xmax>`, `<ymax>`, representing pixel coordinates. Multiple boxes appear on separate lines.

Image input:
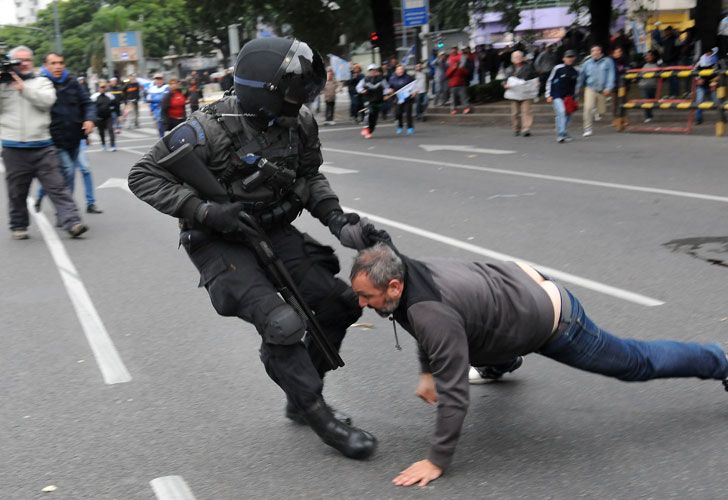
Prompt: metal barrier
<box><xmin>617</xmin><ymin>66</ymin><xmax>727</xmax><ymax>135</ymax></box>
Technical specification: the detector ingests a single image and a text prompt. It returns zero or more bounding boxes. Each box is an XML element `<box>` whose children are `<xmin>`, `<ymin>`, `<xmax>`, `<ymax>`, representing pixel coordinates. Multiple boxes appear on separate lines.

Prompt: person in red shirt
<box><xmin>160</xmin><ymin>78</ymin><xmax>187</xmax><ymax>132</ymax></box>
<box><xmin>445</xmin><ymin>47</ymin><xmax>472</xmax><ymax>115</ymax></box>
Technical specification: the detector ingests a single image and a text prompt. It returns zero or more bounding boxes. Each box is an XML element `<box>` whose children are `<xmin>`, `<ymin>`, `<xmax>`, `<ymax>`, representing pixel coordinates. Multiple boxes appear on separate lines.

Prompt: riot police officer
<box><xmin>128</xmin><ymin>37</ymin><xmax>377</xmax><ymax>459</ymax></box>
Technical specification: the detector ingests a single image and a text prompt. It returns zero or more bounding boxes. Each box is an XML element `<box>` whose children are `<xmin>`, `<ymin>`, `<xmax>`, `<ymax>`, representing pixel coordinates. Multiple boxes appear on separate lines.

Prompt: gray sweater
<box><xmin>392</xmin><ymin>255</ymin><xmax>554</xmax><ymax>470</ymax></box>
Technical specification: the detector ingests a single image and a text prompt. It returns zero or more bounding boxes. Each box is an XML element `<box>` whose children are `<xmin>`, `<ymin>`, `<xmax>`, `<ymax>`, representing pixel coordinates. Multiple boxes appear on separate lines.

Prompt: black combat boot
<box><xmin>285</xmin><ymin>401</ymin><xmax>352</xmax><ymax>425</ymax></box>
<box><xmin>302</xmin><ymin>399</ymin><xmax>377</xmax><ymax>459</ymax></box>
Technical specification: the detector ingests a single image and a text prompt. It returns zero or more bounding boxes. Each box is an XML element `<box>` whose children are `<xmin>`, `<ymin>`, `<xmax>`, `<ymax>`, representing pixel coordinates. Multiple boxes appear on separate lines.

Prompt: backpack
<box><xmin>96</xmin><ymin>94</ymin><xmax>112</xmax><ymax>119</ymax></box>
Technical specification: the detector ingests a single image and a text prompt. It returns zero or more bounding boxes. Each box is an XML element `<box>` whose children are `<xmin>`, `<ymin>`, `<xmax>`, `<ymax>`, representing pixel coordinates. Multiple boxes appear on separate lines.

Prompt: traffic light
<box><xmin>370</xmin><ymin>32</ymin><xmax>379</xmax><ymax>46</ymax></box>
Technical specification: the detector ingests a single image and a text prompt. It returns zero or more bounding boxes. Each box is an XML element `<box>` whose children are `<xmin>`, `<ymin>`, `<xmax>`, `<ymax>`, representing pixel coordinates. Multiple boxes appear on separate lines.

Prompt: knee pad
<box><xmin>263</xmin><ymin>304</ymin><xmax>306</xmax><ymax>345</ymax></box>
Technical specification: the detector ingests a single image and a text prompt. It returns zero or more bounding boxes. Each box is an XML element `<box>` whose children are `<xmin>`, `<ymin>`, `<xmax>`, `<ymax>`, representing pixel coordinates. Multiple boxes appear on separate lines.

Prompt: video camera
<box><xmin>0</xmin><ymin>43</ymin><xmax>21</xmax><ymax>84</ymax></box>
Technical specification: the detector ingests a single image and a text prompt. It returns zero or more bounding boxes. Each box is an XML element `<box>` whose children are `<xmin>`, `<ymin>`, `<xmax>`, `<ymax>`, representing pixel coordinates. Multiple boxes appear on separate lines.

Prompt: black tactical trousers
<box><xmin>180</xmin><ymin>224</ymin><xmax>361</xmax><ymax>411</ymax></box>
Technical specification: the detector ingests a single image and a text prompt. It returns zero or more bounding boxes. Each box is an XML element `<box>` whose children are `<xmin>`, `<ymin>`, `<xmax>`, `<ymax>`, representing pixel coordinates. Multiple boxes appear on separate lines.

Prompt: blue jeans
<box><xmin>37</xmin><ymin>142</ymin><xmax>95</xmax><ymax>206</ymax></box>
<box><xmin>538</xmin><ymin>289</ymin><xmax>728</xmax><ymax>382</ymax></box>
<box><xmin>552</xmin><ymin>98</ymin><xmax>571</xmax><ymax>138</ymax></box>
<box><xmin>694</xmin><ymin>86</ymin><xmax>716</xmax><ymax>122</ymax></box>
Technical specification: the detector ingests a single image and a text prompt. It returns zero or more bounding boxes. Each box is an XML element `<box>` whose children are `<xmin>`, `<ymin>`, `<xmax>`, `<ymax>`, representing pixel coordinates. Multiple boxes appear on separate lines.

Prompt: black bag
<box><xmin>96</xmin><ymin>94</ymin><xmax>112</xmax><ymax>119</ymax></box>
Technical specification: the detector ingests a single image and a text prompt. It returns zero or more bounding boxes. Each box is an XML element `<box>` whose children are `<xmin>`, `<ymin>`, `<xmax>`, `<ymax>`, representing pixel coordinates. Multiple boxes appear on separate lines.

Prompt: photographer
<box><xmin>0</xmin><ymin>45</ymin><xmax>87</xmax><ymax>240</ymax></box>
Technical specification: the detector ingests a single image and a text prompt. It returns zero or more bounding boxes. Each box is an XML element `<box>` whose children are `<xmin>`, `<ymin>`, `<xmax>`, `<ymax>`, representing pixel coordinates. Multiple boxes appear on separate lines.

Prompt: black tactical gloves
<box><xmin>195</xmin><ymin>201</ymin><xmax>246</xmax><ymax>234</ymax></box>
<box><xmin>326</xmin><ymin>211</ymin><xmax>360</xmax><ymax>239</ymax></box>
<box><xmin>327</xmin><ymin>210</ymin><xmax>392</xmax><ymax>250</ymax></box>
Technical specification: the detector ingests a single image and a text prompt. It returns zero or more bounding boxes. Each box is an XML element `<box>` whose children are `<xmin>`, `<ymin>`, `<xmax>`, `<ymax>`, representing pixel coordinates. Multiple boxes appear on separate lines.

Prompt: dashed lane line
<box><xmin>150</xmin><ymin>476</ymin><xmax>197</xmax><ymax>500</ymax></box>
<box><xmin>327</xmin><ymin>148</ymin><xmax>728</xmax><ymax>204</ymax></box>
<box><xmin>345</xmin><ymin>206</ymin><xmax>665</xmax><ymax>307</ymax></box>
<box><xmin>27</xmin><ymin>199</ymin><xmax>132</xmax><ymax>384</ymax></box>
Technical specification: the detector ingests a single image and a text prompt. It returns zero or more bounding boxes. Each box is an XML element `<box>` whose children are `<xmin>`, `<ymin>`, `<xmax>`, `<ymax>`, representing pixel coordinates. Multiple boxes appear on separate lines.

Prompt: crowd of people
<box><xmin>310</xmin><ymin>21</ymin><xmax>728</xmax><ymax>143</ymax></box>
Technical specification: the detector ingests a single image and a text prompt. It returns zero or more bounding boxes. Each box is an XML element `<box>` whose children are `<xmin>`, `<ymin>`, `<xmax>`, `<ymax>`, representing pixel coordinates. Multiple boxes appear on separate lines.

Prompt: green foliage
<box><xmin>467</xmin><ymin>80</ymin><xmax>505</xmax><ymax>103</ymax></box>
<box><xmin>0</xmin><ymin>0</ymin><xmax>377</xmax><ymax>74</ymax></box>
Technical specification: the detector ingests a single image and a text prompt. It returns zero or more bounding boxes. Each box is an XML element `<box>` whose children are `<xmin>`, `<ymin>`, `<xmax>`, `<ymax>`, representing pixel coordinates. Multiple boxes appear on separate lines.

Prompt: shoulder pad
<box><xmin>162</xmin><ymin>118</ymin><xmax>206</xmax><ymax>152</ymax></box>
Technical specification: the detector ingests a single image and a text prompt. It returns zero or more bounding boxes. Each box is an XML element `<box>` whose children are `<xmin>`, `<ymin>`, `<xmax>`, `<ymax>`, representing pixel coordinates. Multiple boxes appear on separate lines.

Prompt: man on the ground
<box><xmin>349</xmin><ymin>242</ymin><xmax>728</xmax><ymax>487</ymax></box>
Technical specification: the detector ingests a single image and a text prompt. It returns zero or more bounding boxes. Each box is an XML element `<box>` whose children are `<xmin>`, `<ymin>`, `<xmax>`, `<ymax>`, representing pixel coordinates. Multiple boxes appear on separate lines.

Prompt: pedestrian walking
<box><xmin>122</xmin><ymin>74</ymin><xmax>141</xmax><ymax>128</ymax></box>
<box><xmin>146</xmin><ymin>73</ymin><xmax>169</xmax><ymax>137</ymax></box>
<box><xmin>446</xmin><ymin>47</ymin><xmax>472</xmax><ymax>115</ymax></box>
<box><xmin>578</xmin><ymin>45</ymin><xmax>615</xmax><ymax>137</ymax></box>
<box><xmin>546</xmin><ymin>50</ymin><xmax>579</xmax><ymax>142</ymax></box>
<box><xmin>433</xmin><ymin>52</ymin><xmax>448</xmax><ymax>106</ymax></box>
<box><xmin>322</xmin><ymin>67</ymin><xmax>338</xmax><ymax>125</ymax></box>
<box><xmin>638</xmin><ymin>50</ymin><xmax>660</xmax><ymax>123</ymax></box>
<box><xmin>349</xmin><ymin>241</ymin><xmax>728</xmax><ymax>488</ymax></box>
<box><xmin>35</xmin><ymin>52</ymin><xmax>102</xmax><ymax>214</ymax></box>
<box><xmin>0</xmin><ymin>45</ymin><xmax>88</xmax><ymax>239</ymax></box>
<box><xmin>534</xmin><ymin>44</ymin><xmax>558</xmax><ymax>98</ymax></box>
<box><xmin>346</xmin><ymin>63</ymin><xmax>363</xmax><ymax>123</ymax></box>
<box><xmin>356</xmin><ymin>63</ymin><xmax>389</xmax><ymax>139</ymax></box>
<box><xmin>186</xmin><ymin>78</ymin><xmax>202</xmax><ymax>113</ymax></box>
<box><xmin>129</xmin><ymin>37</ymin><xmax>377</xmax><ymax>461</ymax></box>
<box><xmin>160</xmin><ymin>77</ymin><xmax>187</xmax><ymax>132</ymax></box>
<box><xmin>108</xmin><ymin>77</ymin><xmax>124</xmax><ymax>133</ymax></box>
<box><xmin>503</xmin><ymin>50</ymin><xmax>537</xmax><ymax>137</ymax></box>
<box><xmin>388</xmin><ymin>64</ymin><xmax>416</xmax><ymax>135</ymax></box>
<box><xmin>693</xmin><ymin>48</ymin><xmax>719</xmax><ymax>125</ymax></box>
<box><xmin>91</xmin><ymin>81</ymin><xmax>117</xmax><ymax>151</ymax></box>
<box><xmin>413</xmin><ymin>63</ymin><xmax>428</xmax><ymax>121</ymax></box>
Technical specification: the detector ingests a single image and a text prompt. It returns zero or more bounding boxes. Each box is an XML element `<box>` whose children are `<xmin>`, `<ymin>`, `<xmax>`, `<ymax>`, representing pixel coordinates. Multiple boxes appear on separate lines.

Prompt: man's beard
<box><xmin>373</xmin><ymin>296</ymin><xmax>400</xmax><ymax>317</ymax></box>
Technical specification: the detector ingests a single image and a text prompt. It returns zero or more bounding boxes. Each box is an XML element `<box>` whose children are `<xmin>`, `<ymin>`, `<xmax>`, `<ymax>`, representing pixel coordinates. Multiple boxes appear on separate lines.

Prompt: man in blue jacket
<box><xmin>546</xmin><ymin>50</ymin><xmax>580</xmax><ymax>143</ymax></box>
<box><xmin>577</xmin><ymin>45</ymin><xmax>615</xmax><ymax>137</ymax></box>
<box><xmin>36</xmin><ymin>52</ymin><xmax>102</xmax><ymax>214</ymax></box>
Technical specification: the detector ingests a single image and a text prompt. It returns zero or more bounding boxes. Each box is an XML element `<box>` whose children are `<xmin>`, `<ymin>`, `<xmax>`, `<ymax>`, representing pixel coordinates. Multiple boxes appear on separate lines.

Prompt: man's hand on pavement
<box><xmin>392</xmin><ymin>459</ymin><xmax>443</xmax><ymax>487</ymax></box>
<box><xmin>82</xmin><ymin>120</ymin><xmax>95</xmax><ymax>136</ymax></box>
<box><xmin>415</xmin><ymin>372</ymin><xmax>437</xmax><ymax>405</ymax></box>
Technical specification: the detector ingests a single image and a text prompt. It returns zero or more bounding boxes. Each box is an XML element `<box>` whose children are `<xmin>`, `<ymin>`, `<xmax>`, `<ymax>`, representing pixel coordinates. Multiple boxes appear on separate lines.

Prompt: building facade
<box><xmin>12</xmin><ymin>0</ymin><xmax>52</xmax><ymax>26</ymax></box>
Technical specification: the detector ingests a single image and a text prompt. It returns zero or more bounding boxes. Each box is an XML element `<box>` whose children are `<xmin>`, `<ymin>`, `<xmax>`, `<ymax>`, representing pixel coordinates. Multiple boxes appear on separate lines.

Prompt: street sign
<box><xmin>401</xmin><ymin>0</ymin><xmax>429</xmax><ymax>27</ymax></box>
<box><xmin>105</xmin><ymin>31</ymin><xmax>144</xmax><ymax>62</ymax></box>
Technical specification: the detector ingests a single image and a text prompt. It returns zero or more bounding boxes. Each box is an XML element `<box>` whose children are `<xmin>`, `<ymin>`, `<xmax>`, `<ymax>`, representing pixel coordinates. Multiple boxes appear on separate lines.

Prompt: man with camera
<box><xmin>0</xmin><ymin>45</ymin><xmax>87</xmax><ymax>239</ymax></box>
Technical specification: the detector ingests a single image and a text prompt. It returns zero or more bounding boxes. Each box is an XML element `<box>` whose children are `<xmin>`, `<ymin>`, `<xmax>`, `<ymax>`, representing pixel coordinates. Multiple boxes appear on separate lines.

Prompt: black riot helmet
<box><xmin>234</xmin><ymin>37</ymin><xmax>326</xmax><ymax>124</ymax></box>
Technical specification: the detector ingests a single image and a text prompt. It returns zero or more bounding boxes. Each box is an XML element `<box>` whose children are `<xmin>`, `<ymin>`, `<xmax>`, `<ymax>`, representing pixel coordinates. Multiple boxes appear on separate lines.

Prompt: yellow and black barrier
<box><xmin>617</xmin><ymin>65</ymin><xmax>728</xmax><ymax>135</ymax></box>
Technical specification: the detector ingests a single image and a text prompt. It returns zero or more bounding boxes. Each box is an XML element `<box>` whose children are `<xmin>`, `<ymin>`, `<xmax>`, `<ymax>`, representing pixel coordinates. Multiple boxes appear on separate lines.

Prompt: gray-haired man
<box><xmin>350</xmin><ymin>242</ymin><xmax>728</xmax><ymax>487</ymax></box>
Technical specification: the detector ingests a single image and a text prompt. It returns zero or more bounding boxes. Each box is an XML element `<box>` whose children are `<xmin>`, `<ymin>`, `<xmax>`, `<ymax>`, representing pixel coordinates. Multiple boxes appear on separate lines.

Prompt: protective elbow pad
<box><xmin>263</xmin><ymin>304</ymin><xmax>306</xmax><ymax>345</ymax></box>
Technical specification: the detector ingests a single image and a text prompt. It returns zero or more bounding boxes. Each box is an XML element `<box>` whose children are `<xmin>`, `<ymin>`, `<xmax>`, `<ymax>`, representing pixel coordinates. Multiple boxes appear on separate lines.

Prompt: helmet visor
<box><xmin>278</xmin><ymin>44</ymin><xmax>326</xmax><ymax>105</ymax></box>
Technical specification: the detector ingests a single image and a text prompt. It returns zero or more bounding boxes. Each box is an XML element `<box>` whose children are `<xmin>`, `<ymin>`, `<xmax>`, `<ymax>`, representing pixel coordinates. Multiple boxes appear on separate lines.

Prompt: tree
<box><xmin>569</xmin><ymin>0</ymin><xmax>612</xmax><ymax>50</ymax></box>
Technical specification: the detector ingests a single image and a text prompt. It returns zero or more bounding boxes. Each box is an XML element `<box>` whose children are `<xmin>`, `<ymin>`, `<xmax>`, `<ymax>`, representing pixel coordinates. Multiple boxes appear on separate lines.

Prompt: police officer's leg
<box><xmin>181</xmin><ymin>228</ymin><xmax>376</xmax><ymax>459</ymax></box>
<box><xmin>271</xmin><ymin>226</ymin><xmax>362</xmax><ymax>379</ymax></box>
<box><xmin>181</xmin><ymin>229</ymin><xmax>322</xmax><ymax>408</ymax></box>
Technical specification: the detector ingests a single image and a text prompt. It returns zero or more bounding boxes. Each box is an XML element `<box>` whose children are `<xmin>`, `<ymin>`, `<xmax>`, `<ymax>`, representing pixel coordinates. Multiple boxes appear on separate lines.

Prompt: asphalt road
<box><xmin>2</xmin><ymin>108</ymin><xmax>728</xmax><ymax>500</ymax></box>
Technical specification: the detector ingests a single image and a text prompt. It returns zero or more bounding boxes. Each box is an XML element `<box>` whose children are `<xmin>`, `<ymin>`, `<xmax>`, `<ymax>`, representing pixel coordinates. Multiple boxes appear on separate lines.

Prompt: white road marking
<box><xmin>98</xmin><ymin>178</ymin><xmax>132</xmax><ymax>193</ymax></box>
<box><xmin>419</xmin><ymin>144</ymin><xmax>516</xmax><ymax>155</ymax></box>
<box><xmin>326</xmin><ymin>148</ymin><xmax>728</xmax><ymax>204</ymax></box>
<box><xmin>150</xmin><ymin>476</ymin><xmax>197</xmax><ymax>500</ymax></box>
<box><xmin>319</xmin><ymin>165</ymin><xmax>358</xmax><ymax>174</ymax></box>
<box><xmin>27</xmin><ymin>199</ymin><xmax>132</xmax><ymax>384</ymax></box>
<box><xmin>345</xmin><ymin>206</ymin><xmax>665</xmax><ymax>307</ymax></box>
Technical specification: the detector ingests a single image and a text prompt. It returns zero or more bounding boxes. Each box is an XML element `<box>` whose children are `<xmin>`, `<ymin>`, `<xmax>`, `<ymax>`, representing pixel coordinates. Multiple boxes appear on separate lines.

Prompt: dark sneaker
<box><xmin>86</xmin><ymin>204</ymin><xmax>103</xmax><ymax>214</ymax></box>
<box><xmin>286</xmin><ymin>402</ymin><xmax>352</xmax><ymax>426</ymax></box>
<box><xmin>523</xmin><ymin>130</ymin><xmax>531</xmax><ymax>137</ymax></box>
<box><xmin>723</xmin><ymin>379</ymin><xmax>728</xmax><ymax>392</ymax></box>
<box><xmin>11</xmin><ymin>228</ymin><xmax>29</xmax><ymax>240</ymax></box>
<box><xmin>68</xmin><ymin>223</ymin><xmax>88</xmax><ymax>238</ymax></box>
<box><xmin>469</xmin><ymin>356</ymin><xmax>524</xmax><ymax>384</ymax></box>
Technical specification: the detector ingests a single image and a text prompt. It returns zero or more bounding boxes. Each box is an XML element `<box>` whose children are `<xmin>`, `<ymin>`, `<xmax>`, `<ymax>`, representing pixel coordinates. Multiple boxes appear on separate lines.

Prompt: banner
<box><xmin>328</xmin><ymin>54</ymin><xmax>351</xmax><ymax>81</ymax></box>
